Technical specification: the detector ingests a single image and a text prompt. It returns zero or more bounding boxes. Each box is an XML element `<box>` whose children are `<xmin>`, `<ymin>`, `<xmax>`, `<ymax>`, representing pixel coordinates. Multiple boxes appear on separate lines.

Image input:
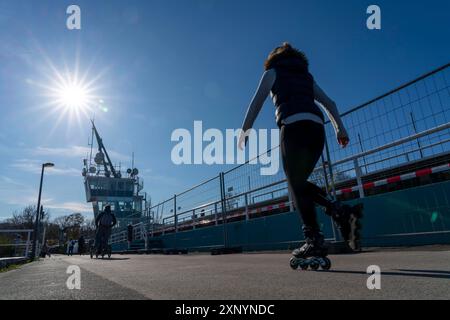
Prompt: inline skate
<box><xmin>290</xmin><ymin>229</ymin><xmax>331</xmax><ymax>271</ymax></box>
<box><xmin>327</xmin><ymin>202</ymin><xmax>364</xmax><ymax>251</ymax></box>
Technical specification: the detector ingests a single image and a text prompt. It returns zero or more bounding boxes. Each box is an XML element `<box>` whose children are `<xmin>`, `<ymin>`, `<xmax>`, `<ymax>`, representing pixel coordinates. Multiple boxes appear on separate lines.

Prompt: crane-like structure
<box><xmin>82</xmin><ymin>121</ymin><xmax>149</xmax><ymax>228</ymax></box>
<box><xmin>91</xmin><ymin>120</ymin><xmax>120</xmax><ymax>178</ymax></box>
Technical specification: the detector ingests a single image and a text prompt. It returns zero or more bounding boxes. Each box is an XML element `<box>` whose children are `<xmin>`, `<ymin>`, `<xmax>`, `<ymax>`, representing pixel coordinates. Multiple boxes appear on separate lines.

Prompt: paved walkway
<box><xmin>1</xmin><ymin>247</ymin><xmax>449</xmax><ymax>299</ymax></box>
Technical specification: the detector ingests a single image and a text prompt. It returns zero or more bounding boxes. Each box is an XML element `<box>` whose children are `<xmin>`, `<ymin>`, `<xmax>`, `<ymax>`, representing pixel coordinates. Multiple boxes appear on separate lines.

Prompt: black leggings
<box><xmin>280</xmin><ymin>120</ymin><xmax>332</xmax><ymax>231</ymax></box>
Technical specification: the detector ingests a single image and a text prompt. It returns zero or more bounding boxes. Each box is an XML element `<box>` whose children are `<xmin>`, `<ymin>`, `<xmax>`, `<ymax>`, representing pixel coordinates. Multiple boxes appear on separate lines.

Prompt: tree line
<box><xmin>0</xmin><ymin>205</ymin><xmax>96</xmax><ymax>246</ymax></box>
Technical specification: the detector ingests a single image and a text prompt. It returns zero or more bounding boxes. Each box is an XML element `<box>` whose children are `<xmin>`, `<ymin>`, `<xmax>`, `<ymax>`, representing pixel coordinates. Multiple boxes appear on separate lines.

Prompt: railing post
<box><xmin>354</xmin><ymin>158</ymin><xmax>365</xmax><ymax>198</ymax></box>
<box><xmin>143</xmin><ymin>228</ymin><xmax>148</xmax><ymax>250</ymax></box>
<box><xmin>324</xmin><ymin>138</ymin><xmax>336</xmax><ymax>198</ymax></box>
<box><xmin>151</xmin><ymin>211</ymin><xmax>154</xmax><ymax>237</ymax></box>
<box><xmin>410</xmin><ymin>112</ymin><xmax>424</xmax><ymax>159</ymax></box>
<box><xmin>174</xmin><ymin>195</ymin><xmax>178</xmax><ymax>233</ymax></box>
<box><xmin>25</xmin><ymin>231</ymin><xmax>31</xmax><ymax>258</ymax></box>
<box><xmin>321</xmin><ymin>154</ymin><xmax>331</xmax><ymax>195</ymax></box>
<box><xmin>244</xmin><ymin>194</ymin><xmax>249</xmax><ymax>221</ymax></box>
<box><xmin>287</xmin><ymin>184</ymin><xmax>294</xmax><ymax>212</ymax></box>
<box><xmin>214</xmin><ymin>203</ymin><xmax>218</xmax><ymax>226</ymax></box>
<box><xmin>220</xmin><ymin>172</ymin><xmax>228</xmax><ymax>248</ymax></box>
<box><xmin>324</xmin><ymin>136</ymin><xmax>340</xmax><ymax>242</ymax></box>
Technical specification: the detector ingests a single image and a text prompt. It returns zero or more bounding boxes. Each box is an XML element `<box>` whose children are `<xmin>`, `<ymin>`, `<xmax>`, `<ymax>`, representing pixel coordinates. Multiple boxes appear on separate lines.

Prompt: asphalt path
<box><xmin>1</xmin><ymin>247</ymin><xmax>449</xmax><ymax>300</ymax></box>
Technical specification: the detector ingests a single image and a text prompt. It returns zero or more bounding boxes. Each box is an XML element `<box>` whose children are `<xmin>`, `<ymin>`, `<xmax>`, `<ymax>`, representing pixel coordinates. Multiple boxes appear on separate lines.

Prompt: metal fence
<box><xmin>0</xmin><ymin>229</ymin><xmax>33</xmax><ymax>258</ymax></box>
<box><xmin>325</xmin><ymin>63</ymin><xmax>450</xmax><ymax>186</ymax></box>
<box><xmin>119</xmin><ymin>63</ymin><xmax>450</xmax><ymax>240</ymax></box>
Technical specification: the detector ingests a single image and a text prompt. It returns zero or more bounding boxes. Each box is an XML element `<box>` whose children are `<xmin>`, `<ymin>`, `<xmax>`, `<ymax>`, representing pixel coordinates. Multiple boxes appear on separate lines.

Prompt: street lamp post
<box><xmin>31</xmin><ymin>162</ymin><xmax>54</xmax><ymax>259</ymax></box>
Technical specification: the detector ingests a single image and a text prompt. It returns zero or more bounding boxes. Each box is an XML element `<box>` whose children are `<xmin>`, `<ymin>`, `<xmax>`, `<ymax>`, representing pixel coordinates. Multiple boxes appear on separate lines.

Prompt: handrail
<box><xmin>332</xmin><ymin>122</ymin><xmax>450</xmax><ymax>167</ymax></box>
<box><xmin>156</xmin><ymin>121</ymin><xmax>450</xmax><ymax>225</ymax></box>
<box><xmin>153</xmin><ymin>121</ymin><xmax>450</xmax><ymax>223</ymax></box>
<box><xmin>149</xmin><ymin>196</ymin><xmax>174</xmax><ymax>211</ymax></box>
<box><xmin>335</xmin><ymin>63</ymin><xmax>450</xmax><ymax>120</ymax></box>
<box><xmin>333</xmin><ymin>140</ymin><xmax>450</xmax><ymax>177</ymax></box>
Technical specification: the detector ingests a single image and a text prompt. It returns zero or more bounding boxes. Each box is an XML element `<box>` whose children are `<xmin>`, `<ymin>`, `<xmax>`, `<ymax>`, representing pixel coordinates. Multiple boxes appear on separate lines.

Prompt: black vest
<box><xmin>270</xmin><ymin>57</ymin><xmax>324</xmax><ymax>127</ymax></box>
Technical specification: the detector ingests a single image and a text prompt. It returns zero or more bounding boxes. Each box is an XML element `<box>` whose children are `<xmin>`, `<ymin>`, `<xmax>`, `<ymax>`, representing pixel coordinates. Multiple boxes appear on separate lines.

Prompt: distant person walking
<box><xmin>78</xmin><ymin>235</ymin><xmax>85</xmax><ymax>255</ymax></box>
<box><xmin>68</xmin><ymin>239</ymin><xmax>76</xmax><ymax>256</ymax></box>
<box><xmin>127</xmin><ymin>223</ymin><xmax>134</xmax><ymax>250</ymax></box>
<box><xmin>40</xmin><ymin>240</ymin><xmax>51</xmax><ymax>258</ymax></box>
<box><xmin>95</xmin><ymin>205</ymin><xmax>117</xmax><ymax>255</ymax></box>
<box><xmin>239</xmin><ymin>43</ymin><xmax>363</xmax><ymax>261</ymax></box>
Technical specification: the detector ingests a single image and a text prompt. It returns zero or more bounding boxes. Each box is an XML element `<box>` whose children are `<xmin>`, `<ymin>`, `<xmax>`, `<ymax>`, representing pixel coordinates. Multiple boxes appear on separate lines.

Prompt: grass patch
<box><xmin>0</xmin><ymin>259</ymin><xmax>31</xmax><ymax>273</ymax></box>
<box><xmin>0</xmin><ymin>264</ymin><xmax>21</xmax><ymax>273</ymax></box>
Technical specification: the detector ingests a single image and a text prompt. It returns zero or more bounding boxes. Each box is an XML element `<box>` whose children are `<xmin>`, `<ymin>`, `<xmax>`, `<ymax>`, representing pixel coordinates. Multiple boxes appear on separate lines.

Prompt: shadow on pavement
<box><xmin>323</xmin><ymin>269</ymin><xmax>450</xmax><ymax>280</ymax></box>
<box><xmin>90</xmin><ymin>257</ymin><xmax>131</xmax><ymax>261</ymax></box>
<box><xmin>396</xmin><ymin>269</ymin><xmax>450</xmax><ymax>275</ymax></box>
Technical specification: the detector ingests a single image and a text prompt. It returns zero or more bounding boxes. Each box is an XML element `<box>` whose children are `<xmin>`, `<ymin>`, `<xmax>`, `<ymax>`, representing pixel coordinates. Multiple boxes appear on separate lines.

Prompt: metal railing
<box><xmin>112</xmin><ymin>63</ymin><xmax>450</xmax><ymax>243</ymax></box>
<box><xmin>0</xmin><ymin>229</ymin><xmax>33</xmax><ymax>258</ymax></box>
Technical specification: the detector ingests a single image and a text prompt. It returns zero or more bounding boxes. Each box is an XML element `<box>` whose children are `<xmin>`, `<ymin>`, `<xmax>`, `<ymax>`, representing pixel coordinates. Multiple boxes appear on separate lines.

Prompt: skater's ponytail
<box><xmin>264</xmin><ymin>42</ymin><xmax>309</xmax><ymax>71</ymax></box>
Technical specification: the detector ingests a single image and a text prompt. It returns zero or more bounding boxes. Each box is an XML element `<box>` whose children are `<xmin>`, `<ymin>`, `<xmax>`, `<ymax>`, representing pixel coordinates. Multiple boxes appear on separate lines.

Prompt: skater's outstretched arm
<box><xmin>239</xmin><ymin>69</ymin><xmax>276</xmax><ymax>149</ymax></box>
<box><xmin>313</xmin><ymin>81</ymin><xmax>349</xmax><ymax>147</ymax></box>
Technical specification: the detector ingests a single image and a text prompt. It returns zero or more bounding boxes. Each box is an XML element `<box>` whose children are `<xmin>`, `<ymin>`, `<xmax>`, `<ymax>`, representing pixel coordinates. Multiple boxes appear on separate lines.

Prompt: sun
<box><xmin>24</xmin><ymin>49</ymin><xmax>110</xmax><ymax>135</ymax></box>
<box><xmin>38</xmin><ymin>67</ymin><xmax>107</xmax><ymax>131</ymax></box>
<box><xmin>47</xmin><ymin>71</ymin><xmax>96</xmax><ymax>114</ymax></box>
<box><xmin>56</xmin><ymin>82</ymin><xmax>90</xmax><ymax>110</ymax></box>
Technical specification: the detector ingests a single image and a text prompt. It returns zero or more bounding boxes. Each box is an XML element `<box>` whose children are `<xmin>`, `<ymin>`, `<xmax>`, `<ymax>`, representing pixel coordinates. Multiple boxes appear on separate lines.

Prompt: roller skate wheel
<box><xmin>310</xmin><ymin>260</ymin><xmax>319</xmax><ymax>271</ymax></box>
<box><xmin>289</xmin><ymin>257</ymin><xmax>299</xmax><ymax>270</ymax></box>
<box><xmin>300</xmin><ymin>263</ymin><xmax>309</xmax><ymax>270</ymax></box>
<box><xmin>320</xmin><ymin>257</ymin><xmax>331</xmax><ymax>270</ymax></box>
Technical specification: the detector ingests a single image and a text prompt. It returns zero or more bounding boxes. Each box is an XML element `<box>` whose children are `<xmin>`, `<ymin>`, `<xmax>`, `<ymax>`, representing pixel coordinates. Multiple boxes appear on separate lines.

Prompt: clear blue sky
<box><xmin>0</xmin><ymin>0</ymin><xmax>449</xmax><ymax>220</ymax></box>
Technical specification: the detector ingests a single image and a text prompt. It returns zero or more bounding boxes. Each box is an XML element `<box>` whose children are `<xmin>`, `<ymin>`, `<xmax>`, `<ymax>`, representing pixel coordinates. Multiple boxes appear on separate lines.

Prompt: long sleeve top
<box><xmin>241</xmin><ymin>69</ymin><xmax>347</xmax><ymax>136</ymax></box>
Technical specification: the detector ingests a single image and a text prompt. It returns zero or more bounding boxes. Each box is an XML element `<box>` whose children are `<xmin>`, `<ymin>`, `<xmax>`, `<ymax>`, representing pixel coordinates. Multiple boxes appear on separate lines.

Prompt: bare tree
<box><xmin>53</xmin><ymin>213</ymin><xmax>85</xmax><ymax>240</ymax></box>
<box><xmin>4</xmin><ymin>205</ymin><xmax>49</xmax><ymax>229</ymax></box>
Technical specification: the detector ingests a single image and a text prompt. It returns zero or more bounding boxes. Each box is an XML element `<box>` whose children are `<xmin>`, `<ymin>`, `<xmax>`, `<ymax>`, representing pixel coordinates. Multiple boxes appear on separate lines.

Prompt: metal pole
<box><xmin>357</xmin><ymin>133</ymin><xmax>368</xmax><ymax>174</ymax></box>
<box><xmin>220</xmin><ymin>172</ymin><xmax>228</xmax><ymax>248</ymax></box>
<box><xmin>31</xmin><ymin>164</ymin><xmax>45</xmax><ymax>259</ymax></box>
<box><xmin>410</xmin><ymin>112</ymin><xmax>424</xmax><ymax>159</ymax></box>
<box><xmin>320</xmin><ymin>154</ymin><xmax>330</xmax><ymax>195</ymax></box>
<box><xmin>174</xmin><ymin>195</ymin><xmax>177</xmax><ymax>232</ymax></box>
<box><xmin>41</xmin><ymin>225</ymin><xmax>46</xmax><ymax>247</ymax></box>
<box><xmin>324</xmin><ymin>138</ymin><xmax>336</xmax><ymax>198</ymax></box>
<box><xmin>173</xmin><ymin>195</ymin><xmax>177</xmax><ymax>251</ymax></box>
<box><xmin>287</xmin><ymin>184</ymin><xmax>294</xmax><ymax>212</ymax></box>
<box><xmin>40</xmin><ymin>205</ymin><xmax>46</xmax><ymax>245</ymax></box>
<box><xmin>150</xmin><ymin>210</ymin><xmax>154</xmax><ymax>238</ymax></box>
<box><xmin>244</xmin><ymin>194</ymin><xmax>249</xmax><ymax>221</ymax></box>
<box><xmin>214</xmin><ymin>203</ymin><xmax>218</xmax><ymax>226</ymax></box>
<box><xmin>324</xmin><ymin>138</ymin><xmax>339</xmax><ymax>241</ymax></box>
<box><xmin>25</xmin><ymin>231</ymin><xmax>31</xmax><ymax>258</ymax></box>
<box><xmin>354</xmin><ymin>158</ymin><xmax>365</xmax><ymax>198</ymax></box>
